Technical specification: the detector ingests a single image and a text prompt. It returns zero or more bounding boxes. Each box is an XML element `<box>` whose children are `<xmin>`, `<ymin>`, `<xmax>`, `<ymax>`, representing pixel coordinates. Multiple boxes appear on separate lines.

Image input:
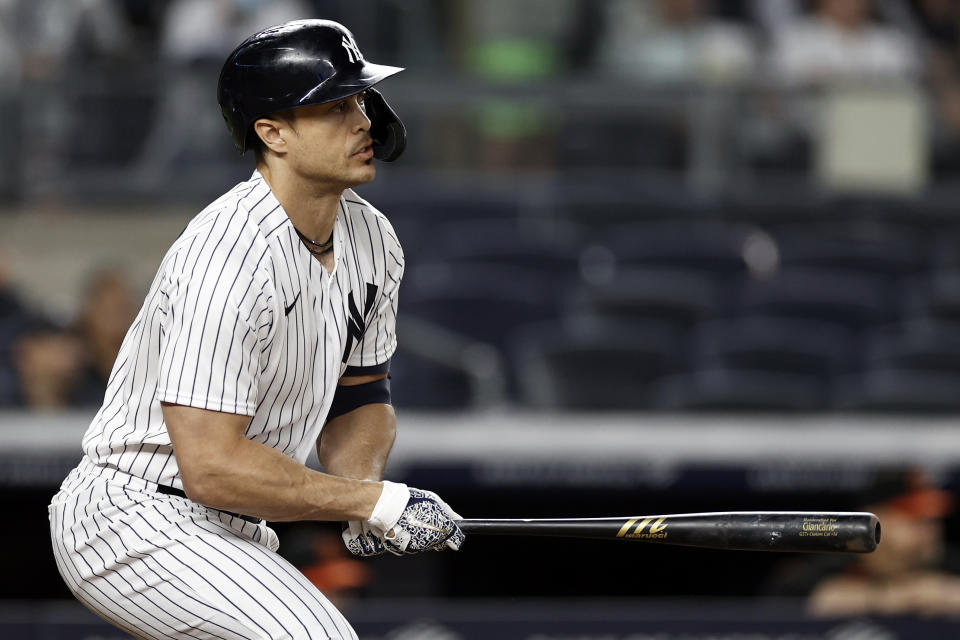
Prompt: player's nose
<box><xmin>352</xmin><ymin>101</ymin><xmax>371</xmax><ymax>131</ymax></box>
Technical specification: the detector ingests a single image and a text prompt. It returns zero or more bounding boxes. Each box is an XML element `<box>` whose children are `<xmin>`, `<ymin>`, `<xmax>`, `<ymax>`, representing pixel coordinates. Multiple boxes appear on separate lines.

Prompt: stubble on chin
<box><xmin>350</xmin><ymin>162</ymin><xmax>376</xmax><ymax>187</ymax></box>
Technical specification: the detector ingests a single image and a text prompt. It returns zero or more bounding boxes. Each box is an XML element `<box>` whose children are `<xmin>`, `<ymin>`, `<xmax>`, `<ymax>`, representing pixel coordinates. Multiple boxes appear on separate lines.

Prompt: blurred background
<box><xmin>2</xmin><ymin>0</ymin><xmax>960</xmax><ymax>637</ymax></box>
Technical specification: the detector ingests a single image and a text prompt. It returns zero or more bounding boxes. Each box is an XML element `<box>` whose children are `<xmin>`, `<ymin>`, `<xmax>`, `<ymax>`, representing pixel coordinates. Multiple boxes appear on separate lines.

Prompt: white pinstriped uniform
<box><xmin>49</xmin><ymin>170</ymin><xmax>404</xmax><ymax>639</ymax></box>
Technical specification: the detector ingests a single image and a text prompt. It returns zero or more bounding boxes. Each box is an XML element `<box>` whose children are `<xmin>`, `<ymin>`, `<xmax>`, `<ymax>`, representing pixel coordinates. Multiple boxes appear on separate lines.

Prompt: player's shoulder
<box><xmin>341</xmin><ymin>188</ymin><xmax>402</xmax><ymax>254</ymax></box>
<box><xmin>162</xmin><ymin>173</ymin><xmax>278</xmax><ymax>279</ymax></box>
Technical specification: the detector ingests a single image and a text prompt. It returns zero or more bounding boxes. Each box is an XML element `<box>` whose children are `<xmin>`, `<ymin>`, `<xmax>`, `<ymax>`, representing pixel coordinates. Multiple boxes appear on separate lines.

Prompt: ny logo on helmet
<box><xmin>341</xmin><ymin>36</ymin><xmax>363</xmax><ymax>63</ymax></box>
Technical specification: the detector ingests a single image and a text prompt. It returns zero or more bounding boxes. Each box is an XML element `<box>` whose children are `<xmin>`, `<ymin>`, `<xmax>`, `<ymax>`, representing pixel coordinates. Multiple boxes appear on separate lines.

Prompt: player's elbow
<box><xmin>178</xmin><ymin>463</ymin><xmax>220</xmax><ymax>506</ymax></box>
<box><xmin>176</xmin><ymin>453</ymin><xmax>237</xmax><ymax>508</ymax></box>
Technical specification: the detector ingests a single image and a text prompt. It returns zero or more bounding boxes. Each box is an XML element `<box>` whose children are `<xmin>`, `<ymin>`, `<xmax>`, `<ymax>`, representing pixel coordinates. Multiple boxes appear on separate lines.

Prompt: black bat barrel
<box><xmin>459</xmin><ymin>511</ymin><xmax>881</xmax><ymax>553</ymax></box>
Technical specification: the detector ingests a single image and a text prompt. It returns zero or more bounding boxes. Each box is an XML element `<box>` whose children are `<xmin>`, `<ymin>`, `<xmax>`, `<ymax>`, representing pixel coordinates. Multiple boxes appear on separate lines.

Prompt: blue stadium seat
<box><xmin>862</xmin><ymin>319</ymin><xmax>960</xmax><ymax>373</ymax></box>
<box><xmin>428</xmin><ymin>218</ymin><xmax>582</xmax><ymax>278</ymax></box>
<box><xmin>736</xmin><ymin>268</ymin><xmax>893</xmax><ymax>330</ymax></box>
<box><xmin>901</xmin><ymin>269</ymin><xmax>960</xmax><ymax>324</ymax></box>
<box><xmin>401</xmin><ymin>263</ymin><xmax>561</xmax><ymax>351</ymax></box>
<box><xmin>596</xmin><ymin>221</ymin><xmax>751</xmax><ymax>277</ymax></box>
<box><xmin>651</xmin><ymin>366</ymin><xmax>827</xmax><ymax>411</ymax></box>
<box><xmin>571</xmin><ymin>267</ymin><xmax>726</xmax><ymax>329</ymax></box>
<box><xmin>773</xmin><ymin>231</ymin><xmax>924</xmax><ymax>277</ymax></box>
<box><xmin>389</xmin><ymin>347</ymin><xmax>474</xmax><ymax>410</ymax></box>
<box><xmin>510</xmin><ymin>317</ymin><xmax>685</xmax><ymax>409</ymax></box>
<box><xmin>832</xmin><ymin>367</ymin><xmax>960</xmax><ymax>413</ymax></box>
<box><xmin>690</xmin><ymin>316</ymin><xmax>857</xmax><ymax>377</ymax></box>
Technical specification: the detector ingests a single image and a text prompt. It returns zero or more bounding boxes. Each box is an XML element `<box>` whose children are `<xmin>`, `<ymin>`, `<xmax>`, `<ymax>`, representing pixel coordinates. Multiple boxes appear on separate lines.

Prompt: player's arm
<box><xmin>316</xmin><ymin>372</ymin><xmax>395</xmax><ymax>481</ymax></box>
<box><xmin>162</xmin><ymin>401</ymin><xmax>383</xmax><ymax>523</ymax></box>
<box><xmin>318</xmin><ymin>367</ymin><xmax>465</xmax><ymax>557</ymax></box>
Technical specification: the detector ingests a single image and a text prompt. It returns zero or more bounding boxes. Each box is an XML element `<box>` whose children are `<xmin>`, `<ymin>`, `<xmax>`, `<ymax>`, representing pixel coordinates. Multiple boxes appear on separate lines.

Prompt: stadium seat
<box><xmin>901</xmin><ymin>269</ymin><xmax>960</xmax><ymax>324</ymax></box>
<box><xmin>571</xmin><ymin>267</ymin><xmax>726</xmax><ymax>329</ymax></box>
<box><xmin>736</xmin><ymin>267</ymin><xmax>893</xmax><ymax>330</ymax></box>
<box><xmin>555</xmin><ymin>175</ymin><xmax>717</xmax><ymax>226</ymax></box>
<box><xmin>427</xmin><ymin>218</ymin><xmax>582</xmax><ymax>279</ymax></box>
<box><xmin>651</xmin><ymin>366</ymin><xmax>827</xmax><ymax>412</ymax></box>
<box><xmin>510</xmin><ymin>317</ymin><xmax>685</xmax><ymax>409</ymax></box>
<box><xmin>690</xmin><ymin>316</ymin><xmax>857</xmax><ymax>377</ymax></box>
<box><xmin>773</xmin><ymin>231</ymin><xmax>923</xmax><ymax>277</ymax></box>
<box><xmin>401</xmin><ymin>263</ymin><xmax>561</xmax><ymax>351</ymax></box>
<box><xmin>832</xmin><ymin>367</ymin><xmax>960</xmax><ymax>413</ymax></box>
<box><xmin>861</xmin><ymin>319</ymin><xmax>960</xmax><ymax>374</ymax></box>
<box><xmin>390</xmin><ymin>348</ymin><xmax>475</xmax><ymax>410</ymax></box>
<box><xmin>596</xmin><ymin>221</ymin><xmax>751</xmax><ymax>277</ymax></box>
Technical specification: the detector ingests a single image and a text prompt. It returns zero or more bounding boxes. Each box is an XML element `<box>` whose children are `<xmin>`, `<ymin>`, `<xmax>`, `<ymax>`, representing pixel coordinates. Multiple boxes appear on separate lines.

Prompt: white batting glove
<box><xmin>341</xmin><ymin>520</ymin><xmax>387</xmax><ymax>557</ymax></box>
<box><xmin>369</xmin><ymin>482</ymin><xmax>464</xmax><ymax>556</ymax></box>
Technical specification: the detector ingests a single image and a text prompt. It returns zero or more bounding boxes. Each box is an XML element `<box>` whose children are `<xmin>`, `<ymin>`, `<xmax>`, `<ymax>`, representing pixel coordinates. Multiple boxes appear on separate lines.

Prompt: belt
<box><xmin>157</xmin><ymin>484</ymin><xmax>262</xmax><ymax>524</ymax></box>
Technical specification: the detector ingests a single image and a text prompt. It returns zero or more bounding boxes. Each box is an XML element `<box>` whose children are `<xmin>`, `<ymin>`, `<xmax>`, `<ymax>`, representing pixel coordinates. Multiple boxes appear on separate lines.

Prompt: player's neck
<box><xmin>258</xmin><ymin>162</ymin><xmax>341</xmax><ymax>245</ymax></box>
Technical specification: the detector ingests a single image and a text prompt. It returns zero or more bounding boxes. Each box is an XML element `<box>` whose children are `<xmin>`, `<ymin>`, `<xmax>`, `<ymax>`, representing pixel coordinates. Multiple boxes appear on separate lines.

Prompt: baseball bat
<box><xmin>458</xmin><ymin>511</ymin><xmax>880</xmax><ymax>553</ymax></box>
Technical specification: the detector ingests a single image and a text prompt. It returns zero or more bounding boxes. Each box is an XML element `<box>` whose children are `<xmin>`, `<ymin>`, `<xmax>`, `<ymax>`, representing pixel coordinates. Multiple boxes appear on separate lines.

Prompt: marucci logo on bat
<box><xmin>616</xmin><ymin>517</ymin><xmax>668</xmax><ymax>539</ymax></box>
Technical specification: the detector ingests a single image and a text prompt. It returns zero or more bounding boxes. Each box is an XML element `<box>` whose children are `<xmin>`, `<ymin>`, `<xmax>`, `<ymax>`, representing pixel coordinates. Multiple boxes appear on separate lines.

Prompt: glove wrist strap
<box><xmin>368</xmin><ymin>480</ymin><xmax>410</xmax><ymax>533</ymax></box>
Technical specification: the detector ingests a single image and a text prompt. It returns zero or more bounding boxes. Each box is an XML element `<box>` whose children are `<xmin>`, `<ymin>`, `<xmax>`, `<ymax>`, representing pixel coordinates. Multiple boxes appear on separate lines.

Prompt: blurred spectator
<box><xmin>159</xmin><ymin>0</ymin><xmax>310</xmax><ymax>64</ymax></box>
<box><xmin>442</xmin><ymin>0</ymin><xmax>586</xmax><ymax>171</ymax></box>
<box><xmin>10</xmin><ymin>318</ymin><xmax>84</xmax><ymax>410</ymax></box>
<box><xmin>281</xmin><ymin>525</ymin><xmax>372</xmax><ymax>611</ymax></box>
<box><xmin>594</xmin><ymin>0</ymin><xmax>758</xmax><ymax>84</ymax></box>
<box><xmin>132</xmin><ymin>0</ymin><xmax>311</xmax><ymax>182</ymax></box>
<box><xmin>16</xmin><ymin>0</ymin><xmax>138</xmax><ymax>186</ymax></box>
<box><xmin>769</xmin><ymin>0</ymin><xmax>920</xmax><ymax>85</ymax></box>
<box><xmin>746</xmin><ymin>0</ymin><xmax>922</xmax><ymax>173</ymax></box>
<box><xmin>0</xmin><ymin>0</ymin><xmax>19</xmax><ymax>87</ymax></box>
<box><xmin>0</xmin><ymin>252</ymin><xmax>32</xmax><ymax>406</ymax></box>
<box><xmin>910</xmin><ymin>0</ymin><xmax>960</xmax><ymax>176</ymax></box>
<box><xmin>0</xmin><ymin>0</ymin><xmax>21</xmax><ymax>200</ymax></box>
<box><xmin>70</xmin><ymin>267</ymin><xmax>138</xmax><ymax>407</ymax></box>
<box><xmin>1</xmin><ymin>265</ymin><xmax>138</xmax><ymax>410</ymax></box>
<box><xmin>20</xmin><ymin>0</ymin><xmax>134</xmax><ymax>78</ymax></box>
<box><xmin>766</xmin><ymin>468</ymin><xmax>960</xmax><ymax>617</ymax></box>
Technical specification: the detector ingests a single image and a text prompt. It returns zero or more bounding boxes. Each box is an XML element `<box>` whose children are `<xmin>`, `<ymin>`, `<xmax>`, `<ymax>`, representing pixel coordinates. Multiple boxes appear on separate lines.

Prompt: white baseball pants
<box><xmin>49</xmin><ymin>458</ymin><xmax>358</xmax><ymax>640</ymax></box>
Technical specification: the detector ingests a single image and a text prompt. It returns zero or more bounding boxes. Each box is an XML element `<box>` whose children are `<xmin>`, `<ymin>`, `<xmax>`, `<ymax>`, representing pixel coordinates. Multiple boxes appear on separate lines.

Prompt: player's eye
<box><xmin>335</xmin><ymin>100</ymin><xmax>348</xmax><ymax>112</ymax></box>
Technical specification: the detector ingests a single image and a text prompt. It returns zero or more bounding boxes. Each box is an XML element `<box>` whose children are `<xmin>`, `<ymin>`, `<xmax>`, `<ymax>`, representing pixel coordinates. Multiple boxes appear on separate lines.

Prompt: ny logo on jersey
<box><xmin>343</xmin><ymin>282</ymin><xmax>380</xmax><ymax>363</ymax></box>
<box><xmin>341</xmin><ymin>36</ymin><xmax>363</xmax><ymax>64</ymax></box>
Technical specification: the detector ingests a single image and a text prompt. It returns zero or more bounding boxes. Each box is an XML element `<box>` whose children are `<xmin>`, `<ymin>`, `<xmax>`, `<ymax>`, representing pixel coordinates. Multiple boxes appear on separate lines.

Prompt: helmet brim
<box><xmin>298</xmin><ymin>62</ymin><xmax>404</xmax><ymax>106</ymax></box>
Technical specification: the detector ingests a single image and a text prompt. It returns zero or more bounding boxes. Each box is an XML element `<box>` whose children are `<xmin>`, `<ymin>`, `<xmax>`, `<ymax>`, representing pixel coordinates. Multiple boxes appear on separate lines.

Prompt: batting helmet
<box><xmin>217</xmin><ymin>19</ymin><xmax>406</xmax><ymax>160</ymax></box>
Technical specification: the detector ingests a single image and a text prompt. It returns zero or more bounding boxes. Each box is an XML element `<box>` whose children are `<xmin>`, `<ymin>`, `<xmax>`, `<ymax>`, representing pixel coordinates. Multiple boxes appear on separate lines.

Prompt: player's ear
<box><xmin>253</xmin><ymin>117</ymin><xmax>288</xmax><ymax>155</ymax></box>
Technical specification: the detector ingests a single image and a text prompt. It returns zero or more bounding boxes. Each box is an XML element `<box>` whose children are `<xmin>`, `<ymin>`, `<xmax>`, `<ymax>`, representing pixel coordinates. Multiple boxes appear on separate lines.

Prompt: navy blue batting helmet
<box><xmin>217</xmin><ymin>19</ymin><xmax>406</xmax><ymax>160</ymax></box>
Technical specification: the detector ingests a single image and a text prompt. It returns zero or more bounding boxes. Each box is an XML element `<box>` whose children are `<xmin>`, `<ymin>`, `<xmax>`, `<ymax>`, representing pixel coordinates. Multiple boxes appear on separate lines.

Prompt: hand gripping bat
<box><xmin>458</xmin><ymin>511</ymin><xmax>880</xmax><ymax>553</ymax></box>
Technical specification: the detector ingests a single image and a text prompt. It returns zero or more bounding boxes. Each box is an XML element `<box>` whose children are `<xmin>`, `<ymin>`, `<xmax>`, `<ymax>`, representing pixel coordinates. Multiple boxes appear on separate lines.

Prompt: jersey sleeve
<box><xmin>346</xmin><ymin>227</ymin><xmax>404</xmax><ymax>369</ymax></box>
<box><xmin>156</xmin><ymin>250</ymin><xmax>277</xmax><ymax>416</ymax></box>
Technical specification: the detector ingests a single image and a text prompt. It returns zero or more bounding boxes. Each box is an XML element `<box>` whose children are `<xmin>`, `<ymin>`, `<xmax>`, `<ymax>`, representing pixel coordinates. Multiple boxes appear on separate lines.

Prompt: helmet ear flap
<box><xmin>365</xmin><ymin>88</ymin><xmax>406</xmax><ymax>162</ymax></box>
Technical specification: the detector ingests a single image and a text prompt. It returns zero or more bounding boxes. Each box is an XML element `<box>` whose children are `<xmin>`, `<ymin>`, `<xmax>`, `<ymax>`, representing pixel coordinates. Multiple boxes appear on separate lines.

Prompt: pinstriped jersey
<box><xmin>79</xmin><ymin>170</ymin><xmax>404</xmax><ymax>487</ymax></box>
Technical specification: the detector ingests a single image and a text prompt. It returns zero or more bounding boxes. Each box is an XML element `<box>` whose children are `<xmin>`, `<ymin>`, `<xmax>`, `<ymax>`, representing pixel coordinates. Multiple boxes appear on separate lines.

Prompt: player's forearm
<box><xmin>317</xmin><ymin>403</ymin><xmax>397</xmax><ymax>481</ymax></box>
<box><xmin>182</xmin><ymin>435</ymin><xmax>383</xmax><ymax>522</ymax></box>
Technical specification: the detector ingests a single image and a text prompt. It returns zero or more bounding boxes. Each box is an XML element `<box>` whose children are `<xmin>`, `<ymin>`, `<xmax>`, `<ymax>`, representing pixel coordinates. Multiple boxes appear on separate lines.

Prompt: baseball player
<box><xmin>48</xmin><ymin>19</ymin><xmax>463</xmax><ymax>640</ymax></box>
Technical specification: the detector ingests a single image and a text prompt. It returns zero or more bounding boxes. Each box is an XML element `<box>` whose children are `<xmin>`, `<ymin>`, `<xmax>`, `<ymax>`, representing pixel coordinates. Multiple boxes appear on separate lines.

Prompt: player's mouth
<box><xmin>352</xmin><ymin>143</ymin><xmax>374</xmax><ymax>159</ymax></box>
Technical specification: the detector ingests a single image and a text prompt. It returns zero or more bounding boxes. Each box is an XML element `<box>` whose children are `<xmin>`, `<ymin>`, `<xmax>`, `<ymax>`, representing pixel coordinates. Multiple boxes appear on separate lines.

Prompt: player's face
<box><xmin>285</xmin><ymin>92</ymin><xmax>376</xmax><ymax>188</ymax></box>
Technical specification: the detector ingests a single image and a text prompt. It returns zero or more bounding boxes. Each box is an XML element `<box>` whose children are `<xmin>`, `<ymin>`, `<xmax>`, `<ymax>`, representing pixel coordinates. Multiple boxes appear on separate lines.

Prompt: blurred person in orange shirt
<box><xmin>807</xmin><ymin>469</ymin><xmax>960</xmax><ymax>617</ymax></box>
<box><xmin>283</xmin><ymin>525</ymin><xmax>373</xmax><ymax>612</ymax></box>
<box><xmin>767</xmin><ymin>468</ymin><xmax>960</xmax><ymax>617</ymax></box>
